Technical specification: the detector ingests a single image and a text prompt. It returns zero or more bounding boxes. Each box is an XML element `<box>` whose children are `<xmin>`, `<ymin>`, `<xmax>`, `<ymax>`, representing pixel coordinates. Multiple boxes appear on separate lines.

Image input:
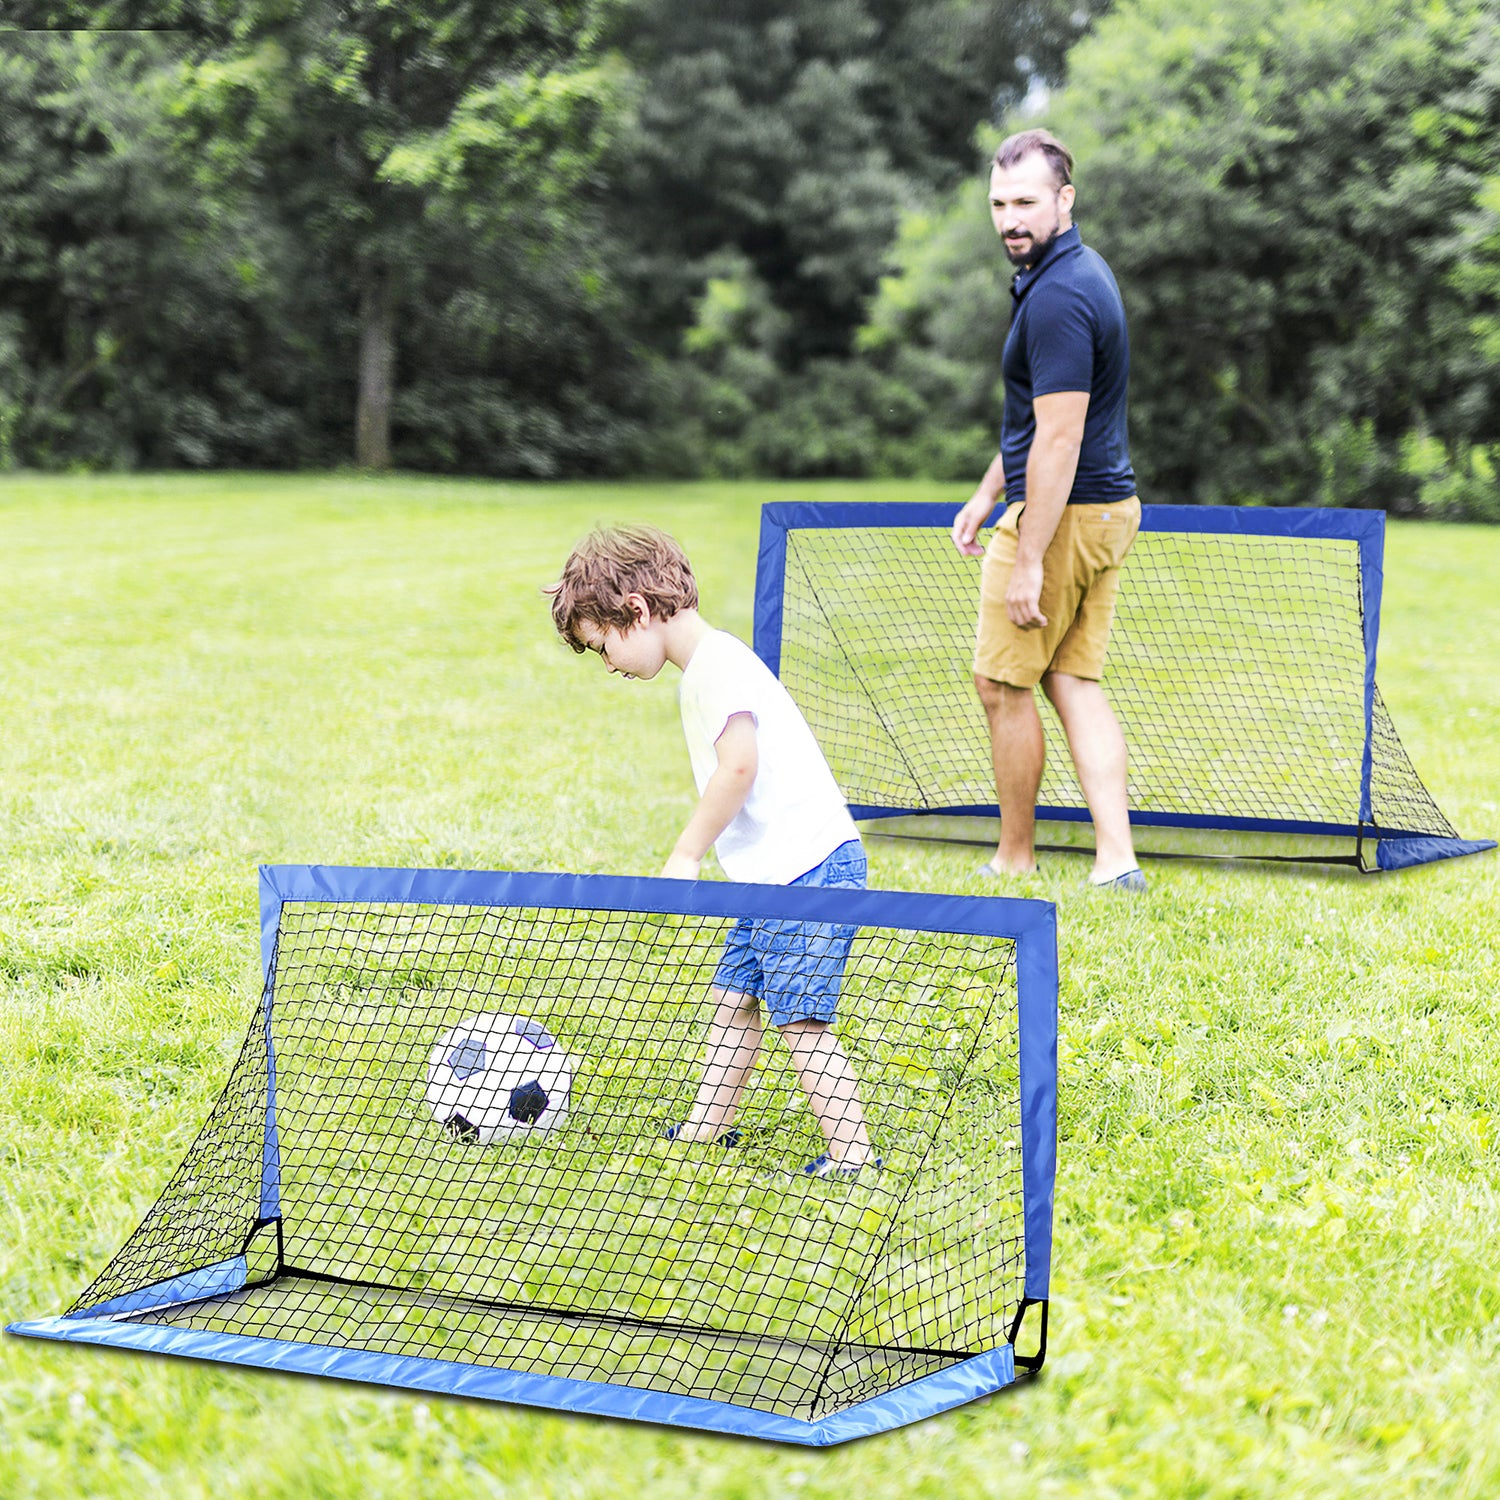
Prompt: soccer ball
<box><xmin>425</xmin><ymin>1011</ymin><xmax>573</xmax><ymax>1143</ymax></box>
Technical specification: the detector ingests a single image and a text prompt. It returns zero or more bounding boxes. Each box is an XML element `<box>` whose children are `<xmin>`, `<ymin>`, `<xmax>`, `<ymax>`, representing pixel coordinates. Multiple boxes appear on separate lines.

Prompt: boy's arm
<box><xmin>661</xmin><ymin>713</ymin><xmax>758</xmax><ymax>879</ymax></box>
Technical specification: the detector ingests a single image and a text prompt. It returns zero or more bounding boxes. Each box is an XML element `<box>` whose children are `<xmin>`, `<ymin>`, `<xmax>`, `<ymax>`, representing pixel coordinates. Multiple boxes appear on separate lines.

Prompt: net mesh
<box><xmin>774</xmin><ymin>523</ymin><xmax>1457</xmax><ymax>843</ymax></box>
<box><xmin>71</xmin><ymin>897</ymin><xmax>1030</xmax><ymax>1422</ymax></box>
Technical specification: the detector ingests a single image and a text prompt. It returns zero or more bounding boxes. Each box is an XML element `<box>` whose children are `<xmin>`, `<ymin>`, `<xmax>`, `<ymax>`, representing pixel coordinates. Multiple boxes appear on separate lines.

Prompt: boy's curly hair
<box><xmin>545</xmin><ymin>525</ymin><xmax>699</xmax><ymax>652</ymax></box>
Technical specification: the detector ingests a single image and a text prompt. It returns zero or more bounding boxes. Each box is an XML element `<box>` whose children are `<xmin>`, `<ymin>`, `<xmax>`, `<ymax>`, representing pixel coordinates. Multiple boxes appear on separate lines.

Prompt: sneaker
<box><xmin>801</xmin><ymin>1153</ymin><xmax>883</xmax><ymax>1179</ymax></box>
<box><xmin>1090</xmin><ymin>867</ymin><xmax>1147</xmax><ymax>893</ymax></box>
<box><xmin>977</xmin><ymin>860</ymin><xmax>1039</xmax><ymax>881</ymax></box>
<box><xmin>664</xmin><ymin>1121</ymin><xmax>742</xmax><ymax>1147</ymax></box>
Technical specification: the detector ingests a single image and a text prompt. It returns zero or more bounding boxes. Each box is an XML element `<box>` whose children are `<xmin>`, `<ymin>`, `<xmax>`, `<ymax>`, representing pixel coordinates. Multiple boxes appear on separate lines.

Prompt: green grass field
<box><xmin>2</xmin><ymin>474</ymin><xmax>1497</xmax><ymax>1498</ymax></box>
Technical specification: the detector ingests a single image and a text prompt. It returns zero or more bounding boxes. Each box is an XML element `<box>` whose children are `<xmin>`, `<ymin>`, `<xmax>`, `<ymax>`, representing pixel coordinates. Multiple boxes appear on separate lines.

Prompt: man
<box><xmin>951</xmin><ymin>128</ymin><xmax>1145</xmax><ymax>890</ymax></box>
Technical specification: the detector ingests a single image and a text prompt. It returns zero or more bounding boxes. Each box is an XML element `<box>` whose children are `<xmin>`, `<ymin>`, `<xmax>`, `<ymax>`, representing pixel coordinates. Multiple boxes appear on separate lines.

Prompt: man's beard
<box><xmin>1004</xmin><ymin>220</ymin><xmax>1060</xmax><ymax>268</ymax></box>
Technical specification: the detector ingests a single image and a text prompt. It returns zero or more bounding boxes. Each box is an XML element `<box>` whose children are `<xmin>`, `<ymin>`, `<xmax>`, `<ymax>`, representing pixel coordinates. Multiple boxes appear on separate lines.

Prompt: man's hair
<box><xmin>993</xmin><ymin>128</ymin><xmax>1073</xmax><ymax>189</ymax></box>
<box><xmin>545</xmin><ymin>524</ymin><xmax>699</xmax><ymax>652</ymax></box>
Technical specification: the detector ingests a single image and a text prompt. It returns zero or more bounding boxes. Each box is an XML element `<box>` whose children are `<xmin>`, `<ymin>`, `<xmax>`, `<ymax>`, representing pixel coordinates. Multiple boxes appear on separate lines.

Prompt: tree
<box><xmin>210</xmin><ymin>0</ymin><xmax>627</xmax><ymax>468</ymax></box>
<box><xmin>1048</xmin><ymin>0</ymin><xmax>1500</xmax><ymax>509</ymax></box>
<box><xmin>610</xmin><ymin>0</ymin><xmax>1109</xmax><ymax>369</ymax></box>
<box><xmin>0</xmin><ymin>29</ymin><xmax>302</xmax><ymax>469</ymax></box>
<box><xmin>852</xmin><ymin>0</ymin><xmax>1500</xmax><ymax>511</ymax></box>
<box><xmin>1</xmin><ymin>5</ymin><xmax>639</xmax><ymax>473</ymax></box>
<box><xmin>173</xmin><ymin>0</ymin><xmax>631</xmax><ymax>470</ymax></box>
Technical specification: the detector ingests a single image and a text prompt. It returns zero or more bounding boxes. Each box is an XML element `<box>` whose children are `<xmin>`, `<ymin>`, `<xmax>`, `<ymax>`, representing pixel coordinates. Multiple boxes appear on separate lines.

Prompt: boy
<box><xmin>546</xmin><ymin>525</ymin><xmax>879</xmax><ymax>1178</ymax></box>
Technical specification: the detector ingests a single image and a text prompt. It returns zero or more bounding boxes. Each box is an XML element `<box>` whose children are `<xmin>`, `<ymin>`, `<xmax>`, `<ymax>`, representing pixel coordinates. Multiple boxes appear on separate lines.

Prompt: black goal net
<box><xmin>754</xmin><ymin>502</ymin><xmax>1491</xmax><ymax>871</ymax></box>
<box><xmin>12</xmin><ymin>868</ymin><xmax>1058</xmax><ymax>1446</ymax></box>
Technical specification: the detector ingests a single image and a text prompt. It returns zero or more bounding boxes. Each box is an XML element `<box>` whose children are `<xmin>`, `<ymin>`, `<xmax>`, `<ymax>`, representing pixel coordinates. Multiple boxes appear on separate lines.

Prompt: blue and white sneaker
<box><xmin>1090</xmin><ymin>867</ymin><xmax>1147</xmax><ymax>893</ymax></box>
<box><xmin>664</xmin><ymin>1121</ymin><xmax>742</xmax><ymax>1148</ymax></box>
<box><xmin>801</xmin><ymin>1153</ymin><xmax>883</xmax><ymax>1180</ymax></box>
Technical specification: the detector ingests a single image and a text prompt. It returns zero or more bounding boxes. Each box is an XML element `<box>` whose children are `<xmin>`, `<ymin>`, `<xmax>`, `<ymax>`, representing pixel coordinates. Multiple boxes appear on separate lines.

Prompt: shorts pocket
<box><xmin>1079</xmin><ymin>501</ymin><xmax>1139</xmax><ymax>570</ymax></box>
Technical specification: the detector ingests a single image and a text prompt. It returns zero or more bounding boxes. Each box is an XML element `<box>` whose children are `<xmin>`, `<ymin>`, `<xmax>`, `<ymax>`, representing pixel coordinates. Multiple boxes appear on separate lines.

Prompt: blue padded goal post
<box><xmin>754</xmin><ymin>502</ymin><xmax>1492</xmax><ymax>872</ymax></box>
<box><xmin>9</xmin><ymin>865</ymin><xmax>1058</xmax><ymax>1446</ymax></box>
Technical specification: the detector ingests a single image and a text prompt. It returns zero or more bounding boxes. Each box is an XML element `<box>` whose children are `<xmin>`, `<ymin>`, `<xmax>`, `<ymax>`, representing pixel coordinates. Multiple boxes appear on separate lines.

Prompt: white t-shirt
<box><xmin>678</xmin><ymin>629</ymin><xmax>859</xmax><ymax>885</ymax></box>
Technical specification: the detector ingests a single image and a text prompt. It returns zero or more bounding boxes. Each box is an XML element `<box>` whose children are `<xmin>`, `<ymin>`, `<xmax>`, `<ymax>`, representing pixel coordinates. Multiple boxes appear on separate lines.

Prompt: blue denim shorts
<box><xmin>712</xmin><ymin>840</ymin><xmax>867</xmax><ymax>1026</ymax></box>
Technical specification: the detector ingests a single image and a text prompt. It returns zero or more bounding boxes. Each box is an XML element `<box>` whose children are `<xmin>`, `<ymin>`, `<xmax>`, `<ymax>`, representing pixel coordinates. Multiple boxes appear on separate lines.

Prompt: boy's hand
<box><xmin>661</xmin><ymin>852</ymin><xmax>701</xmax><ymax>880</ymax></box>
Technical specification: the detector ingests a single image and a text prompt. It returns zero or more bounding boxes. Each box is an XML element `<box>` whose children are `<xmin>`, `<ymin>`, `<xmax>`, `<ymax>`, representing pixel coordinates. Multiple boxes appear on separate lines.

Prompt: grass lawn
<box><xmin>1</xmin><ymin>473</ymin><xmax>1497</xmax><ymax>1498</ymax></box>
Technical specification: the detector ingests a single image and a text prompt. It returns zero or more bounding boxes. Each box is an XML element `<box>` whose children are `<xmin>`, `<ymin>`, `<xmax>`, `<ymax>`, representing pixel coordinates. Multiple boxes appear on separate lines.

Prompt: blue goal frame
<box><xmin>9</xmin><ymin>864</ymin><xmax>1059</xmax><ymax>1447</ymax></box>
<box><xmin>754</xmin><ymin>501</ymin><xmax>1493</xmax><ymax>871</ymax></box>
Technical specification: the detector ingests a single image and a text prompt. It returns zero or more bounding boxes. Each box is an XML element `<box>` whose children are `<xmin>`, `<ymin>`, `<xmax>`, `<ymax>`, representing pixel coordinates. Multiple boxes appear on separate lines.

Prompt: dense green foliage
<box><xmin>2</xmin><ymin>475</ymin><xmax>1498</xmax><ymax>1495</ymax></box>
<box><xmin>0</xmin><ymin>33</ymin><xmax>290</xmax><ymax>469</ymax></box>
<box><xmin>832</xmin><ymin>0</ymin><xmax>1500</xmax><ymax>510</ymax></box>
<box><xmin>1060</xmin><ymin>0</ymin><xmax>1500</xmax><ymax>512</ymax></box>
<box><xmin>1</xmin><ymin>2</ymin><xmax>634</xmax><ymax>475</ymax></box>
<box><xmin>0</xmin><ymin>1</ymin><xmax>1100</xmax><ymax>477</ymax></box>
<box><xmin>2</xmin><ymin>0</ymin><xmax>1498</xmax><ymax>511</ymax></box>
<box><xmin>608</xmin><ymin>0</ymin><xmax>1099</xmax><ymax>362</ymax></box>
<box><xmin>194</xmin><ymin>0</ymin><xmax>632</xmax><ymax>473</ymax></box>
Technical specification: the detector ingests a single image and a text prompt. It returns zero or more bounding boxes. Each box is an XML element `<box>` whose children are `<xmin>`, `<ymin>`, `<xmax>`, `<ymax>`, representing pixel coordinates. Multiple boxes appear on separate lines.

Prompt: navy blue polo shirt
<box><xmin>1000</xmin><ymin>225</ymin><xmax>1136</xmax><ymax>506</ymax></box>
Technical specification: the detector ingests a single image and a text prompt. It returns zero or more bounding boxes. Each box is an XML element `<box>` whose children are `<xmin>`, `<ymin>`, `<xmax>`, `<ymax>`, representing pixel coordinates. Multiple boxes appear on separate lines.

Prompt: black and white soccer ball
<box><xmin>425</xmin><ymin>1011</ymin><xmax>573</xmax><ymax>1143</ymax></box>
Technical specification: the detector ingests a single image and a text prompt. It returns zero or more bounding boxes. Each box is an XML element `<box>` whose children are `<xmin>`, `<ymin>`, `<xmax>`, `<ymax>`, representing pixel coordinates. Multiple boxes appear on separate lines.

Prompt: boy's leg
<box><xmin>676</xmin><ymin>986</ymin><xmax>762</xmax><ymax>1142</ymax></box>
<box><xmin>779</xmin><ymin>1019</ymin><xmax>876</xmax><ymax>1167</ymax></box>
<box><xmin>756</xmin><ymin>842</ymin><xmax>875</xmax><ymax>1166</ymax></box>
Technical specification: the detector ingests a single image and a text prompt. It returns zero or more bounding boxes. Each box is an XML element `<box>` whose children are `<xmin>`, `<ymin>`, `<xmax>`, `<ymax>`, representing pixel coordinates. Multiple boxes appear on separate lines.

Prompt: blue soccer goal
<box><xmin>754</xmin><ymin>502</ymin><xmax>1492</xmax><ymax>872</ymax></box>
<box><xmin>9</xmin><ymin>865</ymin><xmax>1058</xmax><ymax>1446</ymax></box>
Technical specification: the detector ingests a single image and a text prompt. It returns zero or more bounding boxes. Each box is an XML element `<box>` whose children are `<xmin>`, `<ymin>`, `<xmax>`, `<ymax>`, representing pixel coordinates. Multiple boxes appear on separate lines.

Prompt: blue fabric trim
<box><xmin>70</xmin><ymin>1257</ymin><xmax>248</xmax><ymax>1320</ymax></box>
<box><xmin>1137</xmin><ymin>505</ymin><xmax>1382</xmax><ymax>543</ymax></box>
<box><xmin>1356</xmin><ymin>514</ymin><xmax>1385</xmax><ymax>822</ymax></box>
<box><xmin>753</xmin><ymin>507</ymin><xmax>790</xmax><ymax>676</ymax></box>
<box><xmin>1376</xmin><ymin>836</ymin><xmax>1496</xmax><ymax>871</ymax></box>
<box><xmin>802</xmin><ymin>1344</ymin><xmax>1017</xmax><ymax>1443</ymax></box>
<box><xmin>758</xmin><ymin>500</ymin><xmax>985</xmax><ymax>534</ymax></box>
<box><xmin>1015</xmin><ymin>909</ymin><xmax>1058</xmax><ymax>1300</ymax></box>
<box><xmin>756</xmin><ymin>499</ymin><xmax>1385</xmax><ymax>543</ymax></box>
<box><xmin>5</xmin><ymin>1317</ymin><xmax>1018</xmax><ymax>1446</ymax></box>
<box><xmin>853</xmin><ymin>804</ymin><xmax>1379</xmax><ymax>840</ymax></box>
<box><xmin>259</xmin><ymin>981</ymin><xmax>281</xmax><ymax>1221</ymax></box>
<box><xmin>257</xmin><ymin>865</ymin><xmax>1056</xmax><ymax>944</ymax></box>
<box><xmin>256</xmin><ymin>868</ymin><xmax>283</xmax><ymax>1222</ymax></box>
<box><xmin>258</xmin><ymin>867</ymin><xmax>280</xmax><ymax>989</ymax></box>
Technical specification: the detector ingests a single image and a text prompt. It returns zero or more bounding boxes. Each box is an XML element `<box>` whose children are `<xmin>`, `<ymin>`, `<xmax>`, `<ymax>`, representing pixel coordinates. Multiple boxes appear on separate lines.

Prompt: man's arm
<box><xmin>1006</xmin><ymin>389</ymin><xmax>1090</xmax><ymax>629</ymax></box>
<box><xmin>952</xmin><ymin>450</ymin><xmax>1007</xmax><ymax>556</ymax></box>
<box><xmin>661</xmin><ymin>712</ymin><xmax>758</xmax><ymax>879</ymax></box>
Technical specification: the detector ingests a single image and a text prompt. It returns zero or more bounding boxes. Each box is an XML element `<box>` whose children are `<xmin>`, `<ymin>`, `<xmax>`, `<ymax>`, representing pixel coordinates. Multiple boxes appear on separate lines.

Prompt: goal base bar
<box><xmin>7</xmin><ymin>1312</ymin><xmax>1027</xmax><ymax>1446</ymax></box>
<box><xmin>855</xmin><ymin>808</ymin><xmax>1494</xmax><ymax>872</ymax></box>
<box><xmin>1374</xmin><ymin>836</ymin><xmax>1495</xmax><ymax>871</ymax></box>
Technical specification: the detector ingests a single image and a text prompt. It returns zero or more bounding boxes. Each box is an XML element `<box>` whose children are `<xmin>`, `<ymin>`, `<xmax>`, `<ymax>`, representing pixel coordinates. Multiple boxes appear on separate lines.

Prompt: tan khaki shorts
<box><xmin>974</xmin><ymin>496</ymin><xmax>1141</xmax><ymax>688</ymax></box>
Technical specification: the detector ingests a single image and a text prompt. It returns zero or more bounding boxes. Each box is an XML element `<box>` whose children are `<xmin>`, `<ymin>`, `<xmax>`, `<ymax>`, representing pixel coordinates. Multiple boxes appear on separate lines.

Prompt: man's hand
<box><xmin>1006</xmin><ymin>556</ymin><xmax>1047</xmax><ymax>629</ymax></box>
<box><xmin>953</xmin><ymin>452</ymin><xmax>1006</xmax><ymax>556</ymax></box>
<box><xmin>952</xmin><ymin>491</ymin><xmax>997</xmax><ymax>556</ymax></box>
<box><xmin>661</xmin><ymin>851</ymin><xmax>701</xmax><ymax>880</ymax></box>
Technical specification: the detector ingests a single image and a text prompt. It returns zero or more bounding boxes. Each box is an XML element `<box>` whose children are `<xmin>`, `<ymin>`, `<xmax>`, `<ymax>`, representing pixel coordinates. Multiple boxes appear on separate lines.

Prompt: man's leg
<box><xmin>974</xmin><ymin>673</ymin><xmax>1044</xmax><ymax>874</ymax></box>
<box><xmin>1040</xmin><ymin>671</ymin><xmax>1139</xmax><ymax>882</ymax></box>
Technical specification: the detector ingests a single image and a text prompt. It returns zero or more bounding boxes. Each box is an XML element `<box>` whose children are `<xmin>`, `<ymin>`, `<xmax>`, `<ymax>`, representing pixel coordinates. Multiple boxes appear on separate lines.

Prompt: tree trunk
<box><xmin>355</xmin><ymin>258</ymin><xmax>395</xmax><ymax>470</ymax></box>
